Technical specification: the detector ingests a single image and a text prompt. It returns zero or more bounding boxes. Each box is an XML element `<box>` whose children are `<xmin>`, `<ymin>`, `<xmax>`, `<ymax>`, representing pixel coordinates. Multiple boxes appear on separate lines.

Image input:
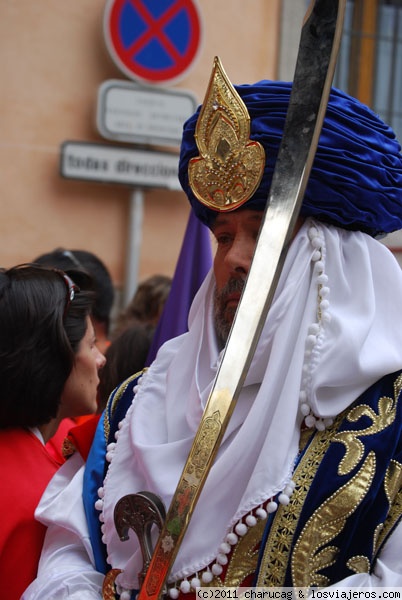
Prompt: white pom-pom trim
<box><xmin>180</xmin><ymin>579</ymin><xmax>191</xmax><ymax>593</ymax></box>
<box><xmin>202</xmin><ymin>570</ymin><xmax>214</xmax><ymax>584</ymax></box>
<box><xmin>211</xmin><ymin>563</ymin><xmax>223</xmax><ymax>576</ymax></box>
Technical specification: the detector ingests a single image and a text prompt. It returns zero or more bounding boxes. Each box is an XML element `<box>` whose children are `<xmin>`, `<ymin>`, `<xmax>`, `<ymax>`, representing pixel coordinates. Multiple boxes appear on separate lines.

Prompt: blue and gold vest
<box><xmin>259</xmin><ymin>369</ymin><xmax>402</xmax><ymax>587</ymax></box>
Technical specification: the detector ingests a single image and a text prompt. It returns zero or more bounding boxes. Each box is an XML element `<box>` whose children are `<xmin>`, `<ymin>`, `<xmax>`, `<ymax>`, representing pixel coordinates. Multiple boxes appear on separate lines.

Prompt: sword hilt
<box><xmin>102</xmin><ymin>491</ymin><xmax>166</xmax><ymax>599</ymax></box>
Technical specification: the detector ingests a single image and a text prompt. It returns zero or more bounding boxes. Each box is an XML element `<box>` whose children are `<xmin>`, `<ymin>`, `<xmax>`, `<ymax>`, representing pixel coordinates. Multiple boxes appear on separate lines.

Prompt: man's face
<box><xmin>211</xmin><ymin>209</ymin><xmax>263</xmax><ymax>346</ymax></box>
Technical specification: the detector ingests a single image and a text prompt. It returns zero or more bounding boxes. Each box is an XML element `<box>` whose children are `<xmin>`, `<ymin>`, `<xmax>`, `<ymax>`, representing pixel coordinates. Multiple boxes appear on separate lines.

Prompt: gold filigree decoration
<box><xmin>374</xmin><ymin>460</ymin><xmax>402</xmax><ymax>554</ymax></box>
<box><xmin>384</xmin><ymin>459</ymin><xmax>402</xmax><ymax>503</ymax></box>
<box><xmin>186</xmin><ymin>409</ymin><xmax>222</xmax><ymax>481</ymax></box>
<box><xmin>291</xmin><ymin>452</ymin><xmax>376</xmax><ymax>587</ymax></box>
<box><xmin>373</xmin><ymin>523</ymin><xmax>384</xmax><ymax>555</ymax></box>
<box><xmin>346</xmin><ymin>556</ymin><xmax>370</xmax><ymax>574</ymax></box>
<box><xmin>333</xmin><ymin>391</ymin><xmax>398</xmax><ymax>477</ymax></box>
<box><xmin>188</xmin><ymin>56</ymin><xmax>265</xmax><ymax>212</ymax></box>
<box><xmin>257</xmin><ymin>412</ymin><xmax>345</xmax><ymax>588</ymax></box>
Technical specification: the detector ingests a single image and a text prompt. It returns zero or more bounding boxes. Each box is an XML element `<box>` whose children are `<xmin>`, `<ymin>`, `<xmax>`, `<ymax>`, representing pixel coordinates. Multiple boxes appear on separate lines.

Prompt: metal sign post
<box><xmin>125</xmin><ymin>188</ymin><xmax>144</xmax><ymax>306</ymax></box>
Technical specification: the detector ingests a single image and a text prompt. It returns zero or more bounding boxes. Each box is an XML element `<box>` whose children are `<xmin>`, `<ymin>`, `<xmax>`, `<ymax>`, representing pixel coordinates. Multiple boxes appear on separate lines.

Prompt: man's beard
<box><xmin>213</xmin><ymin>278</ymin><xmax>245</xmax><ymax>348</ymax></box>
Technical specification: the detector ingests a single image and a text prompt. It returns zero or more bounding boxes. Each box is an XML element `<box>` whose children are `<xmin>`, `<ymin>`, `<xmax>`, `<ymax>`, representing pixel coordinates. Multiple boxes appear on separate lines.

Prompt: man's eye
<box><xmin>216</xmin><ymin>234</ymin><xmax>232</xmax><ymax>245</ymax></box>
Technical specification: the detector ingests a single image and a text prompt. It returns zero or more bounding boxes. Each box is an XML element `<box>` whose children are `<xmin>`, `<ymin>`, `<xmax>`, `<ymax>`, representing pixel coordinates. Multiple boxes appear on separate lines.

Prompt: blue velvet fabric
<box><xmin>178</xmin><ymin>82</ymin><xmax>402</xmax><ymax>237</ymax></box>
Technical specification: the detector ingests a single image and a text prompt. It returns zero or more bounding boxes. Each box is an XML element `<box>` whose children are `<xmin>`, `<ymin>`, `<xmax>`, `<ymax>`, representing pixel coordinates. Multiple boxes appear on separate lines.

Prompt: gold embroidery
<box><xmin>333</xmin><ymin>397</ymin><xmax>397</xmax><ymax>477</ymax></box>
<box><xmin>224</xmin><ymin>518</ymin><xmax>266</xmax><ymax>587</ymax></box>
<box><xmin>256</xmin><ymin>413</ymin><xmax>345</xmax><ymax>587</ymax></box>
<box><xmin>373</xmin><ymin>523</ymin><xmax>383</xmax><ymax>555</ymax></box>
<box><xmin>330</xmin><ymin>376</ymin><xmax>402</xmax><ymax>478</ymax></box>
<box><xmin>291</xmin><ymin>452</ymin><xmax>376</xmax><ymax>587</ymax></box>
<box><xmin>384</xmin><ymin>460</ymin><xmax>402</xmax><ymax>503</ymax></box>
<box><xmin>347</xmin><ymin>556</ymin><xmax>370</xmax><ymax>574</ymax></box>
<box><xmin>373</xmin><ymin>374</ymin><xmax>402</xmax><ymax>555</ymax></box>
<box><xmin>299</xmin><ymin>428</ymin><xmax>315</xmax><ymax>453</ymax></box>
<box><xmin>374</xmin><ymin>460</ymin><xmax>402</xmax><ymax>554</ymax></box>
<box><xmin>394</xmin><ymin>373</ymin><xmax>402</xmax><ymax>404</ymax></box>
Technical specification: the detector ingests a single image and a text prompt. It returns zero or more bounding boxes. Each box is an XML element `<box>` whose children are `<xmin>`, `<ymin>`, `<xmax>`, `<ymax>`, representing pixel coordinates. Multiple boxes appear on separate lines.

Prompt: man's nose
<box><xmin>225</xmin><ymin>236</ymin><xmax>255</xmax><ymax>274</ymax></box>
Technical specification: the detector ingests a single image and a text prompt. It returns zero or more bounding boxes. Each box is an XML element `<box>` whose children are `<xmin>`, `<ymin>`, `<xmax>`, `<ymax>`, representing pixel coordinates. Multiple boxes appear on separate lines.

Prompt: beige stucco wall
<box><xmin>0</xmin><ymin>0</ymin><xmax>281</xmax><ymax>306</ymax></box>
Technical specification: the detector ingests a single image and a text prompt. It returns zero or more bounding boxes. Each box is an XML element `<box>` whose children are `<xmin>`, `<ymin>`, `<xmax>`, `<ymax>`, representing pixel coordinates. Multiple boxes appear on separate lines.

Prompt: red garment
<box><xmin>45</xmin><ymin>417</ymin><xmax>75</xmax><ymax>463</ymax></box>
<box><xmin>46</xmin><ymin>415</ymin><xmax>99</xmax><ymax>463</ymax></box>
<box><xmin>66</xmin><ymin>414</ymin><xmax>101</xmax><ymax>461</ymax></box>
<box><xmin>0</xmin><ymin>428</ymin><xmax>62</xmax><ymax>600</ymax></box>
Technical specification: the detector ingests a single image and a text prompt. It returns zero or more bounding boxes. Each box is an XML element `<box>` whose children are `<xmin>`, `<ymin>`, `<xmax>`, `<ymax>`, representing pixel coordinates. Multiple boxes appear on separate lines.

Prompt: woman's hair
<box><xmin>0</xmin><ymin>264</ymin><xmax>94</xmax><ymax>429</ymax></box>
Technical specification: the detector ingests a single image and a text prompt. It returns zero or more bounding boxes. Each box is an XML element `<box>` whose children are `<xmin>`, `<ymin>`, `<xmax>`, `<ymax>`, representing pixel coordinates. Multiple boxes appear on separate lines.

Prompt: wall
<box><xmin>0</xmin><ymin>0</ymin><xmax>281</xmax><ymax>307</ymax></box>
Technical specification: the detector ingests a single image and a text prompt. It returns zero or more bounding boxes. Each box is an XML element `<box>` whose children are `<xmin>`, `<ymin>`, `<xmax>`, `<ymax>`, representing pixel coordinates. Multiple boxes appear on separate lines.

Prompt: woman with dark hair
<box><xmin>0</xmin><ymin>264</ymin><xmax>106</xmax><ymax>600</ymax></box>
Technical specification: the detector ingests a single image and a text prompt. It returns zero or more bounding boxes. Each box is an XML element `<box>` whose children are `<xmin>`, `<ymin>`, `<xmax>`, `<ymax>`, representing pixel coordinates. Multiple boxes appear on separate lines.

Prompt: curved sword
<box><xmin>123</xmin><ymin>2</ymin><xmax>346</xmax><ymax>598</ymax></box>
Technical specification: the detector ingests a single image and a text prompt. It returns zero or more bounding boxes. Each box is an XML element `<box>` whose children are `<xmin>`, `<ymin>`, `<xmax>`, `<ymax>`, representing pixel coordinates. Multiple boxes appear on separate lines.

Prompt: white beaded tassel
<box><xmin>300</xmin><ymin>224</ymin><xmax>332</xmax><ymax>430</ymax></box>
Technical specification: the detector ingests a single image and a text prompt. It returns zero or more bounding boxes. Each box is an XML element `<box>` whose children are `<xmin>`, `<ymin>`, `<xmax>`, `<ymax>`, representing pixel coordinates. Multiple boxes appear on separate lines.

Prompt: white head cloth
<box><xmin>102</xmin><ymin>219</ymin><xmax>402</xmax><ymax>588</ymax></box>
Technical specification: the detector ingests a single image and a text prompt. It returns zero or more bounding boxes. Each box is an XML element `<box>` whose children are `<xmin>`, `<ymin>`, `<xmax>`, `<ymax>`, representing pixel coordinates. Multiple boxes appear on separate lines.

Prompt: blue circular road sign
<box><xmin>104</xmin><ymin>0</ymin><xmax>203</xmax><ymax>85</ymax></box>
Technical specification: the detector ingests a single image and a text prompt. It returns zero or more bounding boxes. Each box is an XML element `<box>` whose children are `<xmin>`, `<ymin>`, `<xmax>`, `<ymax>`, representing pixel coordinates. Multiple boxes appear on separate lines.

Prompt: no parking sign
<box><xmin>103</xmin><ymin>0</ymin><xmax>203</xmax><ymax>86</ymax></box>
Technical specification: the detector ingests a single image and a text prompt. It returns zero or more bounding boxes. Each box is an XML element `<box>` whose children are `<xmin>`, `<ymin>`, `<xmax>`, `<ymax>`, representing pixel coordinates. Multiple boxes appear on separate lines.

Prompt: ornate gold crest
<box><xmin>188</xmin><ymin>56</ymin><xmax>265</xmax><ymax>212</ymax></box>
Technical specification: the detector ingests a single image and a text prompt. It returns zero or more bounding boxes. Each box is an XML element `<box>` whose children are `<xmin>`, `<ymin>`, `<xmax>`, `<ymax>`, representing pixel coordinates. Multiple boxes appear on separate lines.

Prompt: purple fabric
<box><xmin>146</xmin><ymin>210</ymin><xmax>212</xmax><ymax>365</ymax></box>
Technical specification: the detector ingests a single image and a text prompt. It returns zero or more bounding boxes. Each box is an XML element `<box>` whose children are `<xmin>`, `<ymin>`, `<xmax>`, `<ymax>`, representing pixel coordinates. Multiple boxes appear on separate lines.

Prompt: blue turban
<box><xmin>178</xmin><ymin>81</ymin><xmax>402</xmax><ymax>237</ymax></box>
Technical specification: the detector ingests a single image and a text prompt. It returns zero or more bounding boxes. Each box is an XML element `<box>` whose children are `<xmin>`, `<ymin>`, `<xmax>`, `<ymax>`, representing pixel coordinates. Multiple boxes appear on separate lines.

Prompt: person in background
<box><xmin>0</xmin><ymin>264</ymin><xmax>106</xmax><ymax>600</ymax></box>
<box><xmin>112</xmin><ymin>274</ymin><xmax>172</xmax><ymax>338</ymax></box>
<box><xmin>23</xmin><ymin>60</ymin><xmax>402</xmax><ymax>598</ymax></box>
<box><xmin>33</xmin><ymin>248</ymin><xmax>115</xmax><ymax>355</ymax></box>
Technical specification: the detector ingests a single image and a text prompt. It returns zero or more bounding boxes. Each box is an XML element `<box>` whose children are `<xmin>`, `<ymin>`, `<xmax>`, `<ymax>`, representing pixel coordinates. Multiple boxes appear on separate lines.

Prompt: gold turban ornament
<box><xmin>188</xmin><ymin>57</ymin><xmax>265</xmax><ymax>212</ymax></box>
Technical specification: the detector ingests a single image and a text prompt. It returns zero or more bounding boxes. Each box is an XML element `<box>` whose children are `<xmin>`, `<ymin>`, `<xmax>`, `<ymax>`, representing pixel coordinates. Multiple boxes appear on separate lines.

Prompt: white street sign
<box><xmin>60</xmin><ymin>141</ymin><xmax>181</xmax><ymax>190</ymax></box>
<box><xmin>96</xmin><ymin>80</ymin><xmax>198</xmax><ymax>148</ymax></box>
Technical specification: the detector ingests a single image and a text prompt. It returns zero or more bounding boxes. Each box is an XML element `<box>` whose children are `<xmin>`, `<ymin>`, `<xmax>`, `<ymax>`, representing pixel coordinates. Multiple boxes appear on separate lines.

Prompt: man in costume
<box><xmin>23</xmin><ymin>60</ymin><xmax>402</xmax><ymax>600</ymax></box>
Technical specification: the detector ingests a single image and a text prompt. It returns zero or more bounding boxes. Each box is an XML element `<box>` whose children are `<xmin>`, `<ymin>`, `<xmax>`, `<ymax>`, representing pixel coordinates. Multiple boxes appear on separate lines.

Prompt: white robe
<box><xmin>23</xmin><ymin>220</ymin><xmax>402</xmax><ymax>599</ymax></box>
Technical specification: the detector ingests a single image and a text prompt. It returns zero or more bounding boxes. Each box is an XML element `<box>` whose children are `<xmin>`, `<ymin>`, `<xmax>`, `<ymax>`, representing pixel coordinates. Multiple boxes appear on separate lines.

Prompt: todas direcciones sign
<box><xmin>103</xmin><ymin>0</ymin><xmax>203</xmax><ymax>86</ymax></box>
